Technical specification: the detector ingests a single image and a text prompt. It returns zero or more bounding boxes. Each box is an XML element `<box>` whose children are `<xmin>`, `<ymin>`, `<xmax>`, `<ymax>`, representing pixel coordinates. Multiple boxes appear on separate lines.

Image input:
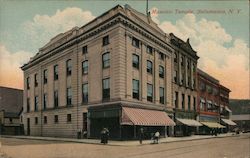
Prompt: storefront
<box><xmin>198</xmin><ymin>115</ymin><xmax>225</xmax><ymax>135</ymax></box>
<box><xmin>88</xmin><ymin>104</ymin><xmax>175</xmax><ymax>140</ymax></box>
<box><xmin>221</xmin><ymin>118</ymin><xmax>237</xmax><ymax>133</ymax></box>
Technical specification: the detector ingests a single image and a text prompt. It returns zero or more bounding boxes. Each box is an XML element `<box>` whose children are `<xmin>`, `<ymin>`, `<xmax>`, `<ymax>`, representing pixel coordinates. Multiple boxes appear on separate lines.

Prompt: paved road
<box><xmin>0</xmin><ymin>134</ymin><xmax>249</xmax><ymax>158</ymax></box>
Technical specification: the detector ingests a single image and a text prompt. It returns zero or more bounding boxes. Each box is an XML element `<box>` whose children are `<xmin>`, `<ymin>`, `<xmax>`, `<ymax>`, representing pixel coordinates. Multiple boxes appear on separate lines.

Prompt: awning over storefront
<box><xmin>177</xmin><ymin>118</ymin><xmax>203</xmax><ymax>127</ymax></box>
<box><xmin>221</xmin><ymin>119</ymin><xmax>237</xmax><ymax>126</ymax></box>
<box><xmin>200</xmin><ymin>122</ymin><xmax>225</xmax><ymax>128</ymax></box>
<box><xmin>225</xmin><ymin>106</ymin><xmax>232</xmax><ymax>113</ymax></box>
<box><xmin>121</xmin><ymin>107</ymin><xmax>176</xmax><ymax>126</ymax></box>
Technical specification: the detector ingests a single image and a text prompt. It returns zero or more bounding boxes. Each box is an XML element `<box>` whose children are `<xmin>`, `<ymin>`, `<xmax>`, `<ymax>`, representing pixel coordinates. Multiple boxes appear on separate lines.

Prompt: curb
<box><xmin>0</xmin><ymin>134</ymin><xmax>242</xmax><ymax>147</ymax></box>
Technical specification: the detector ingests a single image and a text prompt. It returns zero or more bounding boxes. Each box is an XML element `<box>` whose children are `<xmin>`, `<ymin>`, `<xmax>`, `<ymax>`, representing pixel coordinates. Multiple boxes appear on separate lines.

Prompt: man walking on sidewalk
<box><xmin>139</xmin><ymin>127</ymin><xmax>144</xmax><ymax>144</ymax></box>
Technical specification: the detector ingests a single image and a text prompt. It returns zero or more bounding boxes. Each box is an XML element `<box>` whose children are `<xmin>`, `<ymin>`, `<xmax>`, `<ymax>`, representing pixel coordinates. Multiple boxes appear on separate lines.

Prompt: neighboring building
<box><xmin>229</xmin><ymin>99</ymin><xmax>250</xmax><ymax>132</ymax></box>
<box><xmin>0</xmin><ymin>86</ymin><xmax>23</xmax><ymax>135</ymax></box>
<box><xmin>21</xmin><ymin>5</ymin><xmax>177</xmax><ymax>139</ymax></box>
<box><xmin>197</xmin><ymin>69</ymin><xmax>223</xmax><ymax>134</ymax></box>
<box><xmin>170</xmin><ymin>34</ymin><xmax>201</xmax><ymax>136</ymax></box>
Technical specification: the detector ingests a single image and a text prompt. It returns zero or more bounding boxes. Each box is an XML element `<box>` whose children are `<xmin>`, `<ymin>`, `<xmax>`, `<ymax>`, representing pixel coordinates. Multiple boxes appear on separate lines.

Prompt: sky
<box><xmin>0</xmin><ymin>0</ymin><xmax>249</xmax><ymax>99</ymax></box>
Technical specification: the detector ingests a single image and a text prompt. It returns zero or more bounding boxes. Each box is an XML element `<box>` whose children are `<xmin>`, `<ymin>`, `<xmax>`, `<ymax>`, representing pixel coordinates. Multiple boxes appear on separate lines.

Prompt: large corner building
<box><xmin>21</xmin><ymin>5</ymin><xmax>180</xmax><ymax>139</ymax></box>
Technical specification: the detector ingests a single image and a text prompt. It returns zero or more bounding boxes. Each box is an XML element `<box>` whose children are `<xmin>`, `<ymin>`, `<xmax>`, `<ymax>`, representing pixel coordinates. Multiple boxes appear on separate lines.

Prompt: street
<box><xmin>0</xmin><ymin>134</ymin><xmax>249</xmax><ymax>158</ymax></box>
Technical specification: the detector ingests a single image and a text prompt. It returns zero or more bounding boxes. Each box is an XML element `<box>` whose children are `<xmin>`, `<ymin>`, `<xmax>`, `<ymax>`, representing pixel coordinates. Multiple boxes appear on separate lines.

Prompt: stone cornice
<box><xmin>22</xmin><ymin>13</ymin><xmax>174</xmax><ymax>71</ymax></box>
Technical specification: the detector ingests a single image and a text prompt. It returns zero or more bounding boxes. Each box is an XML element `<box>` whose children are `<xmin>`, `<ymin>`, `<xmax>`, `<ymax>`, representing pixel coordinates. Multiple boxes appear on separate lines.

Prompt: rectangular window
<box><xmin>66</xmin><ymin>59</ymin><xmax>72</xmax><ymax>76</ymax></box>
<box><xmin>103</xmin><ymin>35</ymin><xmax>109</xmax><ymax>46</ymax></box>
<box><xmin>181</xmin><ymin>56</ymin><xmax>184</xmax><ymax>66</ymax></box>
<box><xmin>27</xmin><ymin>98</ymin><xmax>30</xmax><ymax>112</ymax></box>
<box><xmin>35</xmin><ymin>117</ymin><xmax>38</xmax><ymax>125</ymax></box>
<box><xmin>82</xmin><ymin>60</ymin><xmax>88</xmax><ymax>74</ymax></box>
<box><xmin>132</xmin><ymin>79</ymin><xmax>139</xmax><ymax>100</ymax></box>
<box><xmin>174</xmin><ymin>53</ymin><xmax>177</xmax><ymax>63</ymax></box>
<box><xmin>132</xmin><ymin>37</ymin><xmax>140</xmax><ymax>48</ymax></box>
<box><xmin>147</xmin><ymin>84</ymin><xmax>153</xmax><ymax>102</ymax></box>
<box><xmin>102</xmin><ymin>78</ymin><xmax>110</xmax><ymax>100</ymax></box>
<box><xmin>43</xmin><ymin>69</ymin><xmax>48</xmax><ymax>84</ymax></box>
<box><xmin>54</xmin><ymin>90</ymin><xmax>58</xmax><ymax>108</ymax></box>
<box><xmin>158</xmin><ymin>52</ymin><xmax>164</xmax><ymax>60</ymax></box>
<box><xmin>188</xmin><ymin>95</ymin><xmax>191</xmax><ymax>111</ymax></box>
<box><xmin>193</xmin><ymin>97</ymin><xmax>196</xmax><ymax>111</ymax></box>
<box><xmin>147</xmin><ymin>45</ymin><xmax>153</xmax><ymax>54</ymax></box>
<box><xmin>82</xmin><ymin>45</ymin><xmax>88</xmax><ymax>54</ymax></box>
<box><xmin>174</xmin><ymin>70</ymin><xmax>177</xmax><ymax>83</ymax></box>
<box><xmin>181</xmin><ymin>72</ymin><xmax>184</xmax><ymax>85</ymax></box>
<box><xmin>159</xmin><ymin>87</ymin><xmax>164</xmax><ymax>104</ymax></box>
<box><xmin>34</xmin><ymin>74</ymin><xmax>38</xmax><ymax>87</ymax></box>
<box><xmin>175</xmin><ymin>92</ymin><xmax>178</xmax><ymax>108</ymax></box>
<box><xmin>34</xmin><ymin>96</ymin><xmax>38</xmax><ymax>111</ymax></box>
<box><xmin>182</xmin><ymin>94</ymin><xmax>185</xmax><ymax>109</ymax></box>
<box><xmin>83</xmin><ymin>113</ymin><xmax>87</xmax><ymax>131</ymax></box>
<box><xmin>147</xmin><ymin>60</ymin><xmax>153</xmax><ymax>74</ymax></box>
<box><xmin>159</xmin><ymin>65</ymin><xmax>164</xmax><ymax>78</ymax></box>
<box><xmin>132</xmin><ymin>54</ymin><xmax>139</xmax><ymax>69</ymax></box>
<box><xmin>67</xmin><ymin>87</ymin><xmax>72</xmax><ymax>106</ymax></box>
<box><xmin>26</xmin><ymin>77</ymin><xmax>30</xmax><ymax>89</ymax></box>
<box><xmin>54</xmin><ymin>65</ymin><xmax>58</xmax><ymax>80</ymax></box>
<box><xmin>54</xmin><ymin>115</ymin><xmax>59</xmax><ymax>123</ymax></box>
<box><xmin>102</xmin><ymin>52</ymin><xmax>110</xmax><ymax>68</ymax></box>
<box><xmin>188</xmin><ymin>76</ymin><xmax>191</xmax><ymax>86</ymax></box>
<box><xmin>67</xmin><ymin>114</ymin><xmax>71</xmax><ymax>122</ymax></box>
<box><xmin>187</xmin><ymin>60</ymin><xmax>190</xmax><ymax>69</ymax></box>
<box><xmin>82</xmin><ymin>83</ymin><xmax>88</xmax><ymax>103</ymax></box>
<box><xmin>44</xmin><ymin>116</ymin><xmax>47</xmax><ymax>124</ymax></box>
<box><xmin>43</xmin><ymin>93</ymin><xmax>47</xmax><ymax>110</ymax></box>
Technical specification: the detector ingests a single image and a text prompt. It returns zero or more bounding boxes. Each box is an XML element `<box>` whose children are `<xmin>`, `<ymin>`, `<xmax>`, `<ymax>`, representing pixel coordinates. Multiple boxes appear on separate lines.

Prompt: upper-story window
<box><xmin>193</xmin><ymin>97</ymin><xmax>196</xmax><ymax>111</ymax></box>
<box><xmin>132</xmin><ymin>54</ymin><xmax>139</xmax><ymax>69</ymax></box>
<box><xmin>102</xmin><ymin>52</ymin><xmax>110</xmax><ymax>68</ymax></box>
<box><xmin>54</xmin><ymin>90</ymin><xmax>58</xmax><ymax>108</ymax></box>
<box><xmin>67</xmin><ymin>114</ymin><xmax>72</xmax><ymax>122</ymax></box>
<box><xmin>82</xmin><ymin>60</ymin><xmax>88</xmax><ymax>75</ymax></box>
<box><xmin>187</xmin><ymin>60</ymin><xmax>190</xmax><ymax>69</ymax></box>
<box><xmin>35</xmin><ymin>117</ymin><xmax>38</xmax><ymax>125</ymax></box>
<box><xmin>188</xmin><ymin>95</ymin><xmax>191</xmax><ymax>111</ymax></box>
<box><xmin>193</xmin><ymin>63</ymin><xmax>196</xmax><ymax>72</ymax></box>
<box><xmin>147</xmin><ymin>60</ymin><xmax>153</xmax><ymax>74</ymax></box>
<box><xmin>66</xmin><ymin>59</ymin><xmax>72</xmax><ymax>76</ymax></box>
<box><xmin>66</xmin><ymin>87</ymin><xmax>72</xmax><ymax>106</ymax></box>
<box><xmin>175</xmin><ymin>91</ymin><xmax>178</xmax><ymax>108</ymax></box>
<box><xmin>103</xmin><ymin>35</ymin><xmax>109</xmax><ymax>46</ymax></box>
<box><xmin>147</xmin><ymin>45</ymin><xmax>153</xmax><ymax>54</ymax></box>
<box><xmin>132</xmin><ymin>37</ymin><xmax>140</xmax><ymax>48</ymax></box>
<box><xmin>158</xmin><ymin>52</ymin><xmax>164</xmax><ymax>60</ymax></box>
<box><xmin>34</xmin><ymin>74</ymin><xmax>38</xmax><ymax>87</ymax></box>
<box><xmin>82</xmin><ymin>45</ymin><xmax>88</xmax><ymax>54</ymax></box>
<box><xmin>181</xmin><ymin>56</ymin><xmax>184</xmax><ymax>66</ymax></box>
<box><xmin>133</xmin><ymin>79</ymin><xmax>139</xmax><ymax>100</ymax></box>
<box><xmin>174</xmin><ymin>52</ymin><xmax>177</xmax><ymax>63</ymax></box>
<box><xmin>54</xmin><ymin>115</ymin><xmax>59</xmax><ymax>123</ymax></box>
<box><xmin>102</xmin><ymin>78</ymin><xmax>110</xmax><ymax>100</ymax></box>
<box><xmin>147</xmin><ymin>84</ymin><xmax>153</xmax><ymax>102</ymax></box>
<box><xmin>82</xmin><ymin>83</ymin><xmax>88</xmax><ymax>103</ymax></box>
<box><xmin>44</xmin><ymin>116</ymin><xmax>47</xmax><ymax>124</ymax></box>
<box><xmin>43</xmin><ymin>93</ymin><xmax>47</xmax><ymax>110</ymax></box>
<box><xmin>173</xmin><ymin>70</ymin><xmax>177</xmax><ymax>83</ymax></box>
<box><xmin>159</xmin><ymin>87</ymin><xmax>164</xmax><ymax>104</ymax></box>
<box><xmin>43</xmin><ymin>69</ymin><xmax>48</xmax><ymax>84</ymax></box>
<box><xmin>26</xmin><ymin>77</ymin><xmax>30</xmax><ymax>89</ymax></box>
<box><xmin>181</xmin><ymin>94</ymin><xmax>185</xmax><ymax>109</ymax></box>
<box><xmin>34</xmin><ymin>96</ymin><xmax>38</xmax><ymax>111</ymax></box>
<box><xmin>54</xmin><ymin>65</ymin><xmax>58</xmax><ymax>80</ymax></box>
<box><xmin>27</xmin><ymin>98</ymin><xmax>30</xmax><ymax>112</ymax></box>
<box><xmin>159</xmin><ymin>65</ymin><xmax>164</xmax><ymax>78</ymax></box>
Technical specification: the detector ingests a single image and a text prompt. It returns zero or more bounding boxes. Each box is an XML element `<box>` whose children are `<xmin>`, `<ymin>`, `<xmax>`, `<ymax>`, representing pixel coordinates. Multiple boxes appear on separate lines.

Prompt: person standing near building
<box><xmin>139</xmin><ymin>127</ymin><xmax>144</xmax><ymax>144</ymax></box>
<box><xmin>154</xmin><ymin>131</ymin><xmax>160</xmax><ymax>144</ymax></box>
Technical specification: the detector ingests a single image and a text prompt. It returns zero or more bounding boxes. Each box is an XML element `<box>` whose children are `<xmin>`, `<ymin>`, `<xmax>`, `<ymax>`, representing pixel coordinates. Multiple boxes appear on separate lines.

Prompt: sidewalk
<box><xmin>0</xmin><ymin>133</ymin><xmax>241</xmax><ymax>146</ymax></box>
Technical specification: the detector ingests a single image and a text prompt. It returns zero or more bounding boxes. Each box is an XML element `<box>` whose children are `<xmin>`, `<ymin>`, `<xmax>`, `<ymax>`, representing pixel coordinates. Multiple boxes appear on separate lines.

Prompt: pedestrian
<box><xmin>154</xmin><ymin>131</ymin><xmax>160</xmax><ymax>144</ymax></box>
<box><xmin>139</xmin><ymin>127</ymin><xmax>144</xmax><ymax>144</ymax></box>
<box><xmin>104</xmin><ymin>128</ymin><xmax>109</xmax><ymax>144</ymax></box>
<box><xmin>100</xmin><ymin>128</ymin><xmax>105</xmax><ymax>144</ymax></box>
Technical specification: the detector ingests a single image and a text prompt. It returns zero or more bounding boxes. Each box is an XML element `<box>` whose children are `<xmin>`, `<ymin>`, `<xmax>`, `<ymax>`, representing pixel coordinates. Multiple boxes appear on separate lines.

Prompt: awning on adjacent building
<box><xmin>225</xmin><ymin>106</ymin><xmax>232</xmax><ymax>113</ymax></box>
<box><xmin>221</xmin><ymin>119</ymin><xmax>237</xmax><ymax>126</ymax></box>
<box><xmin>176</xmin><ymin>118</ymin><xmax>203</xmax><ymax>127</ymax></box>
<box><xmin>121</xmin><ymin>107</ymin><xmax>176</xmax><ymax>126</ymax></box>
<box><xmin>200</xmin><ymin>121</ymin><xmax>225</xmax><ymax>128</ymax></box>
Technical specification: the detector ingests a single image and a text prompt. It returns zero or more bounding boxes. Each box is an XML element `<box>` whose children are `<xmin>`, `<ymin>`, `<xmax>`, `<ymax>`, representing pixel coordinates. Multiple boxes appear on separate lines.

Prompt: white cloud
<box><xmin>153</xmin><ymin>9</ymin><xmax>249</xmax><ymax>99</ymax></box>
<box><xmin>0</xmin><ymin>43</ymin><xmax>33</xmax><ymax>89</ymax></box>
<box><xmin>20</xmin><ymin>7</ymin><xmax>95</xmax><ymax>52</ymax></box>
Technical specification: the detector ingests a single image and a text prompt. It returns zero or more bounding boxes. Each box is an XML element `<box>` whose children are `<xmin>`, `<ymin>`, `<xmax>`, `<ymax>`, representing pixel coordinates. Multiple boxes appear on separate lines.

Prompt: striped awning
<box><xmin>200</xmin><ymin>121</ymin><xmax>225</xmax><ymax>128</ymax></box>
<box><xmin>121</xmin><ymin>107</ymin><xmax>176</xmax><ymax>126</ymax></box>
<box><xmin>177</xmin><ymin>118</ymin><xmax>203</xmax><ymax>127</ymax></box>
<box><xmin>221</xmin><ymin>119</ymin><xmax>237</xmax><ymax>126</ymax></box>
